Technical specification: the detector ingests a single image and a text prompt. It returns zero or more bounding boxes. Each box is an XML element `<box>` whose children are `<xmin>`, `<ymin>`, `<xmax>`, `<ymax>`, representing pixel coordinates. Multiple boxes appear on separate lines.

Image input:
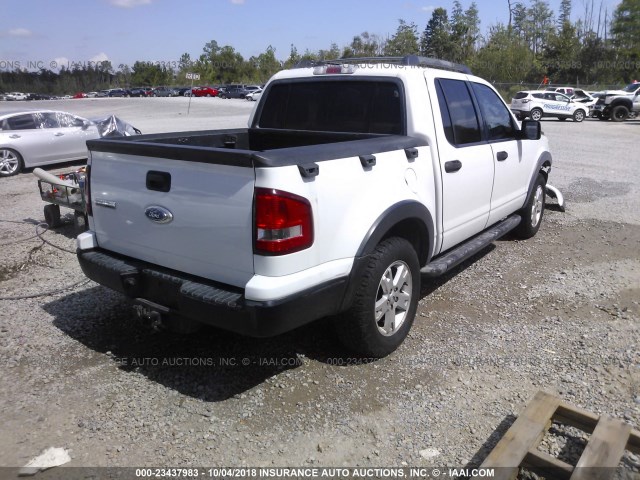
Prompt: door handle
<box><xmin>497</xmin><ymin>151</ymin><xmax>508</xmax><ymax>161</ymax></box>
<box><xmin>54</xmin><ymin>133</ymin><xmax>65</xmax><ymax>137</ymax></box>
<box><xmin>444</xmin><ymin>160</ymin><xmax>462</xmax><ymax>173</ymax></box>
<box><xmin>9</xmin><ymin>134</ymin><xmax>21</xmax><ymax>139</ymax></box>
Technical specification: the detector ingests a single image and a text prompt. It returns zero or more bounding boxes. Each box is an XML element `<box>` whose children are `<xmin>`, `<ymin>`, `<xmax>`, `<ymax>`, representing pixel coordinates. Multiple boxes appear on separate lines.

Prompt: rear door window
<box><xmin>6</xmin><ymin>114</ymin><xmax>37</xmax><ymax>130</ymax></box>
<box><xmin>436</xmin><ymin>79</ymin><xmax>482</xmax><ymax>145</ymax></box>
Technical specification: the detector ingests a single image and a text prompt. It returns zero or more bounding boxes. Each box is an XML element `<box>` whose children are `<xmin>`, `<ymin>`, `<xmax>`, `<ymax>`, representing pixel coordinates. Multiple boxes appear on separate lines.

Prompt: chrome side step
<box><xmin>421</xmin><ymin>215</ymin><xmax>522</xmax><ymax>278</ymax></box>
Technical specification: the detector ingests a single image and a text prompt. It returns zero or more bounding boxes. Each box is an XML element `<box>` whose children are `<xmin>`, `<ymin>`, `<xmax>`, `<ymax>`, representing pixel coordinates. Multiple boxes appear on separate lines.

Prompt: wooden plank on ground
<box><xmin>628</xmin><ymin>429</ymin><xmax>640</xmax><ymax>455</ymax></box>
<box><xmin>476</xmin><ymin>391</ymin><xmax>560</xmax><ymax>480</ymax></box>
<box><xmin>570</xmin><ymin>415</ymin><xmax>632</xmax><ymax>480</ymax></box>
<box><xmin>523</xmin><ymin>449</ymin><xmax>574</xmax><ymax>479</ymax></box>
<box><xmin>555</xmin><ymin>402</ymin><xmax>599</xmax><ymax>434</ymax></box>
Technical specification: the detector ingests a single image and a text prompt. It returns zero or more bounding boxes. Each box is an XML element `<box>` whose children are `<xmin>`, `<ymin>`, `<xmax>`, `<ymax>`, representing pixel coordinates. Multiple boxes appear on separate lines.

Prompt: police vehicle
<box><xmin>510</xmin><ymin>90</ymin><xmax>588</xmax><ymax>122</ymax></box>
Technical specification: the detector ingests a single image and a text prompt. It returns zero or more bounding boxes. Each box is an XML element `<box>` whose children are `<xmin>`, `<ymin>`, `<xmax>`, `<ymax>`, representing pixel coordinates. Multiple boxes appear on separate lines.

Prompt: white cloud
<box><xmin>90</xmin><ymin>52</ymin><xmax>110</xmax><ymax>63</ymax></box>
<box><xmin>8</xmin><ymin>28</ymin><xmax>33</xmax><ymax>37</ymax></box>
<box><xmin>421</xmin><ymin>5</ymin><xmax>436</xmax><ymax>13</ymax></box>
<box><xmin>52</xmin><ymin>57</ymin><xmax>70</xmax><ymax>70</ymax></box>
<box><xmin>109</xmin><ymin>0</ymin><xmax>152</xmax><ymax>8</ymax></box>
<box><xmin>231</xmin><ymin>0</ymin><xmax>245</xmax><ymax>4</ymax></box>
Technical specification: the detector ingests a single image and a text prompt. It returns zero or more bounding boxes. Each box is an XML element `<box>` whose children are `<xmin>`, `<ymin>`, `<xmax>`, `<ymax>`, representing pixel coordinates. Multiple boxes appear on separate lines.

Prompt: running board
<box><xmin>421</xmin><ymin>215</ymin><xmax>522</xmax><ymax>278</ymax></box>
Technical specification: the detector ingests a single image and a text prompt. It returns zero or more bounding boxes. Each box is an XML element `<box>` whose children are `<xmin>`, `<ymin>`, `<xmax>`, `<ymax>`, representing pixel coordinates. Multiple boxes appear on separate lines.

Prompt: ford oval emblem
<box><xmin>145</xmin><ymin>206</ymin><xmax>173</xmax><ymax>224</ymax></box>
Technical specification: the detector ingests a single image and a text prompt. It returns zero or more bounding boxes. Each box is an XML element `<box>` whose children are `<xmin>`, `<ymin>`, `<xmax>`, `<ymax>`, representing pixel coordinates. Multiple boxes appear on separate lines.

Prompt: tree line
<box><xmin>1</xmin><ymin>0</ymin><xmax>638</xmax><ymax>96</ymax></box>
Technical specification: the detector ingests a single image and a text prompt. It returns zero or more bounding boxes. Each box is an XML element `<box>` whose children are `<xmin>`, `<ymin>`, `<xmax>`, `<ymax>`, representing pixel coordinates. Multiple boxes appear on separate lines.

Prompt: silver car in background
<box><xmin>0</xmin><ymin>110</ymin><xmax>101</xmax><ymax>177</ymax></box>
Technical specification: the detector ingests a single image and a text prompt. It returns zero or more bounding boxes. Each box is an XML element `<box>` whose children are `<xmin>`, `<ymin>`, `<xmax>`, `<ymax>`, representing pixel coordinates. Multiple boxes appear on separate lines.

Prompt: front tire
<box><xmin>334</xmin><ymin>237</ymin><xmax>420</xmax><ymax>358</ymax></box>
<box><xmin>530</xmin><ymin>108</ymin><xmax>543</xmax><ymax>121</ymax></box>
<box><xmin>514</xmin><ymin>173</ymin><xmax>546</xmax><ymax>239</ymax></box>
<box><xmin>573</xmin><ymin>110</ymin><xmax>585</xmax><ymax>122</ymax></box>
<box><xmin>0</xmin><ymin>148</ymin><xmax>24</xmax><ymax>177</ymax></box>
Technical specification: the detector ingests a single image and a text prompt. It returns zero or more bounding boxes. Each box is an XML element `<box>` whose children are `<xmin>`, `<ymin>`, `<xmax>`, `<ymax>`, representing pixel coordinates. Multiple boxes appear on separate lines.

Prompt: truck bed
<box><xmin>86</xmin><ymin>128</ymin><xmax>424</xmax><ymax>168</ymax></box>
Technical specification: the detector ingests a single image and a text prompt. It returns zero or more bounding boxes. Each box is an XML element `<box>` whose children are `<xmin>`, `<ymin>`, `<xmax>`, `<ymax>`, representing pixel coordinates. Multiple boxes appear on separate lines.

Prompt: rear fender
<box><xmin>339</xmin><ymin>201</ymin><xmax>434</xmax><ymax>311</ymax></box>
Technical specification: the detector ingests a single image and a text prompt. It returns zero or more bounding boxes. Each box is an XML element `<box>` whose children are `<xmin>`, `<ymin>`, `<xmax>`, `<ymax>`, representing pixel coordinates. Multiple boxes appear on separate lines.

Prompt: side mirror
<box><xmin>518</xmin><ymin>119</ymin><xmax>541</xmax><ymax>140</ymax></box>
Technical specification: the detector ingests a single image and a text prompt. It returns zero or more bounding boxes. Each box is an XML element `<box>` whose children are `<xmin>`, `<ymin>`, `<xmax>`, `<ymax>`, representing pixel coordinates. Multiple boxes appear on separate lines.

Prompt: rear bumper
<box><xmin>77</xmin><ymin>248</ymin><xmax>348</xmax><ymax>337</ymax></box>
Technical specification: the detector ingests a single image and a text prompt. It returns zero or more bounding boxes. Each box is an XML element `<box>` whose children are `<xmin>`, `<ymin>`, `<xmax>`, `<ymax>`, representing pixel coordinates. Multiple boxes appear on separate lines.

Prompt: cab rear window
<box><xmin>258</xmin><ymin>80</ymin><xmax>405</xmax><ymax>135</ymax></box>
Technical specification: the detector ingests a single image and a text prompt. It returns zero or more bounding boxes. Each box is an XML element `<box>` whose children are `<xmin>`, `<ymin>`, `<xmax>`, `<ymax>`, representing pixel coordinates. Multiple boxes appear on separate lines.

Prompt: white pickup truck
<box><xmin>77</xmin><ymin>56</ymin><xmax>553</xmax><ymax>357</ymax></box>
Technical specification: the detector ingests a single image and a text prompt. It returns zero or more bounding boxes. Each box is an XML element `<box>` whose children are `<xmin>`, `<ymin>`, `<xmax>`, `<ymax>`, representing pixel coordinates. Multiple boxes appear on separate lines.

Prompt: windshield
<box><xmin>623</xmin><ymin>83</ymin><xmax>640</xmax><ymax>92</ymax></box>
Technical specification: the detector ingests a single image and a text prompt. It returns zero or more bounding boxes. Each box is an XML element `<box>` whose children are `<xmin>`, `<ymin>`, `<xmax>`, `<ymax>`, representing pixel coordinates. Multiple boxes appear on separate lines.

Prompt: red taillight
<box><xmin>254</xmin><ymin>188</ymin><xmax>313</xmax><ymax>255</ymax></box>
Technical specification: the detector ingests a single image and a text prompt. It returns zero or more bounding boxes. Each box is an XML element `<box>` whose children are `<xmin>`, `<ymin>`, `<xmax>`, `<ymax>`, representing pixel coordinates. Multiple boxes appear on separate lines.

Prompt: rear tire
<box><xmin>514</xmin><ymin>173</ymin><xmax>546</xmax><ymax>239</ymax></box>
<box><xmin>611</xmin><ymin>105</ymin><xmax>629</xmax><ymax>122</ymax></box>
<box><xmin>334</xmin><ymin>237</ymin><xmax>420</xmax><ymax>358</ymax></box>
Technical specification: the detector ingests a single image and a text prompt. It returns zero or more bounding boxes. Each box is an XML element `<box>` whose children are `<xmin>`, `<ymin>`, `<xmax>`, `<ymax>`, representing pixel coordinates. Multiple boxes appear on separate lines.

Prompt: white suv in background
<box><xmin>511</xmin><ymin>90</ymin><xmax>588</xmax><ymax>122</ymax></box>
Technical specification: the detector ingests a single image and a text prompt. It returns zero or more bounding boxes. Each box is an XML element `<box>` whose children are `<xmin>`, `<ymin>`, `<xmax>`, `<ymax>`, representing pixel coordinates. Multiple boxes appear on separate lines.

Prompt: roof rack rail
<box><xmin>293</xmin><ymin>55</ymin><xmax>472</xmax><ymax>74</ymax></box>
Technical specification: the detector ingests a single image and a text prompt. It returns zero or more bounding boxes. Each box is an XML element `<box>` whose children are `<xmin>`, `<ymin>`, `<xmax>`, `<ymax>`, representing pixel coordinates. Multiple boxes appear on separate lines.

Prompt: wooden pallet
<box><xmin>473</xmin><ymin>391</ymin><xmax>640</xmax><ymax>480</ymax></box>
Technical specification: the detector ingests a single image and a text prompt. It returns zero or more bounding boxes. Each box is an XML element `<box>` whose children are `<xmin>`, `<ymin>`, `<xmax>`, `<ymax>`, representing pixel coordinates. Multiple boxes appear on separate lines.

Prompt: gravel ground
<box><xmin>0</xmin><ymin>101</ymin><xmax>638</xmax><ymax>476</ymax></box>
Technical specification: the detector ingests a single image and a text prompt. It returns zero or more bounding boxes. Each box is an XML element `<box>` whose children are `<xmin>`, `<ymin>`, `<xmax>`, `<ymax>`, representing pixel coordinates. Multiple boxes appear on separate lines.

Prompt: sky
<box><xmin>1</xmin><ymin>0</ymin><xmax>622</xmax><ymax>72</ymax></box>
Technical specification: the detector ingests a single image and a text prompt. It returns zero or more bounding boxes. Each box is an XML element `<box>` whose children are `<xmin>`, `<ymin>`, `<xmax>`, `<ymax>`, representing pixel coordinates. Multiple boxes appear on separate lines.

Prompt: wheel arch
<box><xmin>339</xmin><ymin>200</ymin><xmax>433</xmax><ymax>313</ymax></box>
<box><xmin>610</xmin><ymin>97</ymin><xmax>632</xmax><ymax>109</ymax></box>
<box><xmin>524</xmin><ymin>151</ymin><xmax>551</xmax><ymax>207</ymax></box>
<box><xmin>356</xmin><ymin>200</ymin><xmax>434</xmax><ymax>266</ymax></box>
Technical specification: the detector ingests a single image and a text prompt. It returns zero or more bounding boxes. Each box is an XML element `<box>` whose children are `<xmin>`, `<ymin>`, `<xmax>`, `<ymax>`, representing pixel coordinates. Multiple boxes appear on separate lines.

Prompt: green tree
<box><xmin>254</xmin><ymin>46</ymin><xmax>282</xmax><ymax>82</ymax></box>
<box><xmin>558</xmin><ymin>0</ymin><xmax>572</xmax><ymax>27</ymax></box>
<box><xmin>449</xmin><ymin>1</ymin><xmax>481</xmax><ymax>62</ymax></box>
<box><xmin>283</xmin><ymin>44</ymin><xmax>301</xmax><ymax>69</ymax></box>
<box><xmin>420</xmin><ymin>8</ymin><xmax>453</xmax><ymax>59</ymax></box>
<box><xmin>385</xmin><ymin>20</ymin><xmax>419</xmax><ymax>56</ymax></box>
<box><xmin>611</xmin><ymin>0</ymin><xmax>640</xmax><ymax>80</ymax></box>
<box><xmin>471</xmin><ymin>23</ymin><xmax>539</xmax><ymax>83</ymax></box>
<box><xmin>528</xmin><ymin>0</ymin><xmax>555</xmax><ymax>55</ymax></box>
<box><xmin>342</xmin><ymin>32</ymin><xmax>385</xmax><ymax>57</ymax></box>
<box><xmin>542</xmin><ymin>22</ymin><xmax>581</xmax><ymax>84</ymax></box>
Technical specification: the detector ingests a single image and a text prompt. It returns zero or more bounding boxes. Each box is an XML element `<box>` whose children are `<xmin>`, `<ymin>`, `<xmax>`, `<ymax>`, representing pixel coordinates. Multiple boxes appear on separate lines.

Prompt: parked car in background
<box><xmin>25</xmin><ymin>93</ymin><xmax>54</xmax><ymax>100</ymax></box>
<box><xmin>150</xmin><ymin>86</ymin><xmax>174</xmax><ymax>97</ymax></box>
<box><xmin>192</xmin><ymin>86</ymin><xmax>219</xmax><ymax>97</ymax></box>
<box><xmin>72</xmin><ymin>92</ymin><xmax>87</xmax><ymax>99</ymax></box>
<box><xmin>219</xmin><ymin>85</ymin><xmax>257</xmax><ymax>99</ymax></box>
<box><xmin>510</xmin><ymin>90</ymin><xmax>588</xmax><ymax>122</ymax></box>
<box><xmin>96</xmin><ymin>90</ymin><xmax>110</xmax><ymax>97</ymax></box>
<box><xmin>170</xmin><ymin>87</ymin><xmax>190</xmax><ymax>96</ymax></box>
<box><xmin>85</xmin><ymin>91</ymin><xmax>99</xmax><ymax>98</ymax></box>
<box><xmin>0</xmin><ymin>110</ymin><xmax>101</xmax><ymax>177</ymax></box>
<box><xmin>107</xmin><ymin>88</ymin><xmax>131</xmax><ymax>97</ymax></box>
<box><xmin>5</xmin><ymin>92</ymin><xmax>28</xmax><ymax>101</ymax></box>
<box><xmin>130</xmin><ymin>87</ymin><xmax>152</xmax><ymax>97</ymax></box>
<box><xmin>245</xmin><ymin>88</ymin><xmax>263</xmax><ymax>101</ymax></box>
<box><xmin>545</xmin><ymin>86</ymin><xmax>575</xmax><ymax>96</ymax></box>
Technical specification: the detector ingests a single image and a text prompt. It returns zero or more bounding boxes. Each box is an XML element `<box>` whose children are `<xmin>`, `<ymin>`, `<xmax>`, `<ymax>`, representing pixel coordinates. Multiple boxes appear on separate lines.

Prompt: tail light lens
<box><xmin>254</xmin><ymin>188</ymin><xmax>313</xmax><ymax>255</ymax></box>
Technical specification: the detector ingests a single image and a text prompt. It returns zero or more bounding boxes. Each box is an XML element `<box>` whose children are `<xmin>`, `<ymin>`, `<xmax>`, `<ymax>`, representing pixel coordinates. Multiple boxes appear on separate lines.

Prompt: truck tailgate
<box><xmin>89</xmin><ymin>151</ymin><xmax>255</xmax><ymax>288</ymax></box>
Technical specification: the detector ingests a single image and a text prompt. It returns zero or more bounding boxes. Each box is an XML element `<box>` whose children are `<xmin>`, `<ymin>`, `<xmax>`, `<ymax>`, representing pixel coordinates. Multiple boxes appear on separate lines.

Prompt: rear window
<box><xmin>513</xmin><ymin>92</ymin><xmax>529</xmax><ymax>99</ymax></box>
<box><xmin>258</xmin><ymin>80</ymin><xmax>404</xmax><ymax>135</ymax></box>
